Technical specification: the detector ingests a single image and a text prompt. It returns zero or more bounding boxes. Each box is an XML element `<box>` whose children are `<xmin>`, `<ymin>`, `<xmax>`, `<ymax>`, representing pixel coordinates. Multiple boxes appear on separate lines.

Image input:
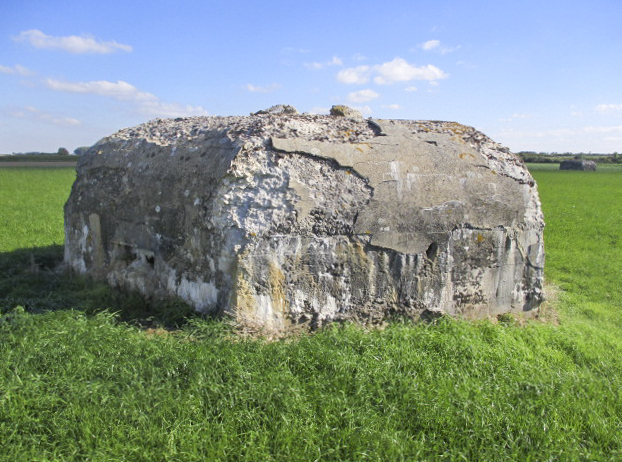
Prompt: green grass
<box><xmin>529</xmin><ymin>165</ymin><xmax>622</xmax><ymax>328</ymax></box>
<box><xmin>0</xmin><ymin>168</ymin><xmax>75</xmax><ymax>252</ymax></box>
<box><xmin>1</xmin><ymin>166</ymin><xmax>621</xmax><ymax>461</ymax></box>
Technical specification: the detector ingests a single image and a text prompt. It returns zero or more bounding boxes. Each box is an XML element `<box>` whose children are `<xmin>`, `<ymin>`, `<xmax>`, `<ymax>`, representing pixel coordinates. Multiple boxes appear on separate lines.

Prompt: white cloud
<box><xmin>596</xmin><ymin>103</ymin><xmax>622</xmax><ymax>112</ymax></box>
<box><xmin>45</xmin><ymin>78</ymin><xmax>155</xmax><ymax>101</ymax></box>
<box><xmin>347</xmin><ymin>88</ymin><xmax>379</xmax><ymax>103</ymax></box>
<box><xmin>327</xmin><ymin>56</ymin><xmax>344</xmax><ymax>67</ymax></box>
<box><xmin>405</xmin><ymin>86</ymin><xmax>418</xmax><ymax>92</ymax></box>
<box><xmin>337</xmin><ymin>65</ymin><xmax>371</xmax><ymax>84</ymax></box>
<box><xmin>352</xmin><ymin>105</ymin><xmax>373</xmax><ymax>116</ymax></box>
<box><xmin>308</xmin><ymin>106</ymin><xmax>330</xmax><ymax>115</ymax></box>
<box><xmin>44</xmin><ymin>78</ymin><xmax>208</xmax><ymax>117</ymax></box>
<box><xmin>245</xmin><ymin>83</ymin><xmax>281</xmax><ymax>93</ymax></box>
<box><xmin>419</xmin><ymin>40</ymin><xmax>459</xmax><ymax>54</ymax></box>
<box><xmin>374</xmin><ymin>58</ymin><xmax>448</xmax><ymax>85</ymax></box>
<box><xmin>305</xmin><ymin>56</ymin><xmax>343</xmax><ymax>70</ymax></box>
<box><xmin>13</xmin><ymin>29</ymin><xmax>132</xmax><ymax>54</ymax></box>
<box><xmin>0</xmin><ymin>64</ymin><xmax>35</xmax><ymax>76</ymax></box>
<box><xmin>338</xmin><ymin>58</ymin><xmax>447</xmax><ymax>86</ymax></box>
<box><xmin>422</xmin><ymin>40</ymin><xmax>440</xmax><ymax>51</ymax></box>
<box><xmin>6</xmin><ymin>106</ymin><xmax>81</xmax><ymax>127</ymax></box>
<box><xmin>137</xmin><ymin>101</ymin><xmax>209</xmax><ymax>118</ymax></box>
<box><xmin>382</xmin><ymin>104</ymin><xmax>401</xmax><ymax>110</ymax></box>
<box><xmin>352</xmin><ymin>53</ymin><xmax>367</xmax><ymax>62</ymax></box>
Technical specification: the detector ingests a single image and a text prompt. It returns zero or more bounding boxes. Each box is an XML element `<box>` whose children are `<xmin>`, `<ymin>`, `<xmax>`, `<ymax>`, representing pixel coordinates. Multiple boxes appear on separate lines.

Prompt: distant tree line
<box><xmin>9</xmin><ymin>151</ymin><xmax>58</xmax><ymax>156</ymax></box>
<box><xmin>8</xmin><ymin>147</ymin><xmax>71</xmax><ymax>156</ymax></box>
<box><xmin>0</xmin><ymin>147</ymin><xmax>78</xmax><ymax>163</ymax></box>
<box><xmin>517</xmin><ymin>152</ymin><xmax>621</xmax><ymax>164</ymax></box>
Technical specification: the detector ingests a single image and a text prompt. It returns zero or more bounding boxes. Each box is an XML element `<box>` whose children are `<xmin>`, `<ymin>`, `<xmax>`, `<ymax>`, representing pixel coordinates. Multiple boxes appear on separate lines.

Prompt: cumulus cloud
<box><xmin>596</xmin><ymin>103</ymin><xmax>622</xmax><ymax>112</ymax></box>
<box><xmin>0</xmin><ymin>64</ymin><xmax>35</xmax><ymax>76</ymax></box>
<box><xmin>44</xmin><ymin>78</ymin><xmax>208</xmax><ymax>117</ymax></box>
<box><xmin>336</xmin><ymin>65</ymin><xmax>371</xmax><ymax>84</ymax></box>
<box><xmin>374</xmin><ymin>58</ymin><xmax>448</xmax><ymax>85</ymax></box>
<box><xmin>45</xmin><ymin>78</ymin><xmax>154</xmax><ymax>101</ymax></box>
<box><xmin>405</xmin><ymin>86</ymin><xmax>418</xmax><ymax>92</ymax></box>
<box><xmin>352</xmin><ymin>105</ymin><xmax>373</xmax><ymax>116</ymax></box>
<box><xmin>347</xmin><ymin>88</ymin><xmax>379</xmax><ymax>103</ymax></box>
<box><xmin>305</xmin><ymin>56</ymin><xmax>343</xmax><ymax>69</ymax></box>
<box><xmin>6</xmin><ymin>106</ymin><xmax>81</xmax><ymax>127</ymax></box>
<box><xmin>13</xmin><ymin>29</ymin><xmax>132</xmax><ymax>54</ymax></box>
<box><xmin>337</xmin><ymin>58</ymin><xmax>447</xmax><ymax>85</ymax></box>
<box><xmin>245</xmin><ymin>83</ymin><xmax>281</xmax><ymax>93</ymax></box>
<box><xmin>382</xmin><ymin>104</ymin><xmax>401</xmax><ymax>110</ymax></box>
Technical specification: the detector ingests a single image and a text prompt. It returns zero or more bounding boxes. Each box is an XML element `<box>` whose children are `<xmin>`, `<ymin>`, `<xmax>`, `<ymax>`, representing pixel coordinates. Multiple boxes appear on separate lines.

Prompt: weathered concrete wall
<box><xmin>560</xmin><ymin>160</ymin><xmax>597</xmax><ymax>171</ymax></box>
<box><xmin>64</xmin><ymin>109</ymin><xmax>545</xmax><ymax>330</ymax></box>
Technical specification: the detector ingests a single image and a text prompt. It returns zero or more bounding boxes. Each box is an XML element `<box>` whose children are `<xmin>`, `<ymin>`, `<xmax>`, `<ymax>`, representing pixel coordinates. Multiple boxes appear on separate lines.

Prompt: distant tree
<box><xmin>57</xmin><ymin>147</ymin><xmax>69</xmax><ymax>156</ymax></box>
<box><xmin>73</xmin><ymin>146</ymin><xmax>89</xmax><ymax>156</ymax></box>
<box><xmin>614</xmin><ymin>152</ymin><xmax>619</xmax><ymax>163</ymax></box>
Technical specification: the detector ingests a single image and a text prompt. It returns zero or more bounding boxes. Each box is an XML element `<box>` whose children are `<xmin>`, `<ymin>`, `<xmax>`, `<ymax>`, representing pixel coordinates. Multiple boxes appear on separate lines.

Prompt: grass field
<box><xmin>1</xmin><ymin>166</ymin><xmax>621</xmax><ymax>461</ymax></box>
<box><xmin>0</xmin><ymin>168</ymin><xmax>75</xmax><ymax>252</ymax></box>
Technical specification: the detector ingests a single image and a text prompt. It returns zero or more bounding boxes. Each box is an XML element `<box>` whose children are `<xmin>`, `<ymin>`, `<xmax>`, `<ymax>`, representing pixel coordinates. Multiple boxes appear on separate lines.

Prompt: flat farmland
<box><xmin>0</xmin><ymin>165</ymin><xmax>620</xmax><ymax>461</ymax></box>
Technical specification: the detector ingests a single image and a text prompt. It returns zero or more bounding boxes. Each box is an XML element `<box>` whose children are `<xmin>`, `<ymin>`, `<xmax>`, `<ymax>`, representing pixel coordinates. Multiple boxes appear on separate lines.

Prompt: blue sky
<box><xmin>1</xmin><ymin>0</ymin><xmax>621</xmax><ymax>154</ymax></box>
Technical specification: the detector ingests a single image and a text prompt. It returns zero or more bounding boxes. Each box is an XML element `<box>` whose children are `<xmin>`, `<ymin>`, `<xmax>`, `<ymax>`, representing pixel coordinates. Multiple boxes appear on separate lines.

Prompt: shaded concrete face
<box><xmin>64</xmin><ymin>114</ymin><xmax>545</xmax><ymax>330</ymax></box>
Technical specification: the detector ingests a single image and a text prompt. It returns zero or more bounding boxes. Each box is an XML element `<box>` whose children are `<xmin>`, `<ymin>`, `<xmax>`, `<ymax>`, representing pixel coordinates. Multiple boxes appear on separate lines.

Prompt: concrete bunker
<box><xmin>559</xmin><ymin>160</ymin><xmax>597</xmax><ymax>171</ymax></box>
<box><xmin>64</xmin><ymin>107</ymin><xmax>545</xmax><ymax>330</ymax></box>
